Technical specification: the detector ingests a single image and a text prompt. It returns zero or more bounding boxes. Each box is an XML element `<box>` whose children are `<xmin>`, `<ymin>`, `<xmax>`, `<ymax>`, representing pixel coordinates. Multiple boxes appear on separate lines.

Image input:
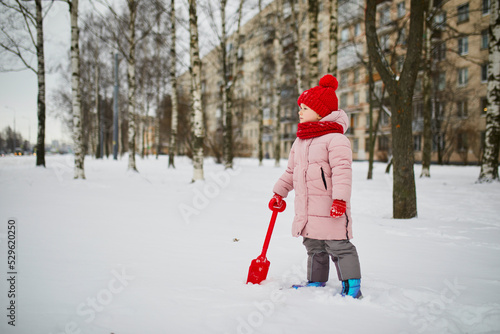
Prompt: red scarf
<box><xmin>296</xmin><ymin>121</ymin><xmax>344</xmax><ymax>139</ymax></box>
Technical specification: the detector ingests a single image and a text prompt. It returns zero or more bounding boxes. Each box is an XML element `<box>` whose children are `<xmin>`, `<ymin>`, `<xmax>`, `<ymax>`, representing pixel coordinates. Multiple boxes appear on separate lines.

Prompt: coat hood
<box><xmin>320</xmin><ymin>109</ymin><xmax>349</xmax><ymax>134</ymax></box>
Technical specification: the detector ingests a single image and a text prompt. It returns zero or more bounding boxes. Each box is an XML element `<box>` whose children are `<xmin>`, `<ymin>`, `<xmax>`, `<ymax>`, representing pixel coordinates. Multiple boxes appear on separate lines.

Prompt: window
<box><xmin>379</xmin><ymin>7</ymin><xmax>390</xmax><ymax>25</ymax></box>
<box><xmin>319</xmin><ymin>0</ymin><xmax>324</xmax><ymax>12</ymax></box>
<box><xmin>352</xmin><ymin>138</ymin><xmax>359</xmax><ymax>153</ymax></box>
<box><xmin>481</xmin><ymin>97</ymin><xmax>488</xmax><ymax>115</ymax></box>
<box><xmin>318</xmin><ymin>60</ymin><xmax>323</xmax><ymax>74</ymax></box>
<box><xmin>434</xmin><ymin>12</ymin><xmax>446</xmax><ymax>30</ymax></box>
<box><xmin>481</xmin><ymin>29</ymin><xmax>488</xmax><ymax>49</ymax></box>
<box><xmin>318</xmin><ymin>20</ymin><xmax>323</xmax><ymax>34</ymax></box>
<box><xmin>457</xmin><ymin>3</ymin><xmax>469</xmax><ymax>23</ymax></box>
<box><xmin>398</xmin><ymin>28</ymin><xmax>407</xmax><ymax>45</ymax></box>
<box><xmin>381</xmin><ymin>34</ymin><xmax>390</xmax><ymax>51</ymax></box>
<box><xmin>457</xmin><ymin>133</ymin><xmax>468</xmax><ymax>152</ymax></box>
<box><xmin>301</xmin><ymin>29</ymin><xmax>306</xmax><ymax>41</ymax></box>
<box><xmin>341</xmin><ymin>28</ymin><xmax>349</xmax><ymax>42</ymax></box>
<box><xmin>413</xmin><ymin>101</ymin><xmax>423</xmax><ymax>120</ymax></box>
<box><xmin>458</xmin><ymin>36</ymin><xmax>468</xmax><ymax>55</ymax></box>
<box><xmin>433</xmin><ymin>133</ymin><xmax>445</xmax><ymax>152</ymax></box>
<box><xmin>354</xmin><ymin>91</ymin><xmax>360</xmax><ymax>105</ymax></box>
<box><xmin>436</xmin><ymin>72</ymin><xmax>446</xmax><ymax>91</ymax></box>
<box><xmin>378</xmin><ymin>136</ymin><xmax>389</xmax><ymax>151</ymax></box>
<box><xmin>434</xmin><ymin>101</ymin><xmax>445</xmax><ymax>120</ymax></box>
<box><xmin>458</xmin><ymin>68</ymin><xmax>468</xmax><ymax>86</ymax></box>
<box><xmin>397</xmin><ymin>2</ymin><xmax>406</xmax><ymax>18</ymax></box>
<box><xmin>483</xmin><ymin>0</ymin><xmax>490</xmax><ymax>15</ymax></box>
<box><xmin>340</xmin><ymin>93</ymin><xmax>348</xmax><ymax>108</ymax></box>
<box><xmin>353</xmin><ymin>68</ymin><xmax>360</xmax><ymax>83</ymax></box>
<box><xmin>457</xmin><ymin>100</ymin><xmax>468</xmax><ymax>118</ymax></box>
<box><xmin>340</xmin><ymin>71</ymin><xmax>348</xmax><ymax>87</ymax></box>
<box><xmin>414</xmin><ymin>135</ymin><xmax>422</xmax><ymax>151</ymax></box>
<box><xmin>433</xmin><ymin>42</ymin><xmax>446</xmax><ymax>61</ymax></box>
<box><xmin>354</xmin><ymin>23</ymin><xmax>361</xmax><ymax>37</ymax></box>
<box><xmin>481</xmin><ymin>63</ymin><xmax>488</xmax><ymax>82</ymax></box>
<box><xmin>318</xmin><ymin>41</ymin><xmax>323</xmax><ymax>52</ymax></box>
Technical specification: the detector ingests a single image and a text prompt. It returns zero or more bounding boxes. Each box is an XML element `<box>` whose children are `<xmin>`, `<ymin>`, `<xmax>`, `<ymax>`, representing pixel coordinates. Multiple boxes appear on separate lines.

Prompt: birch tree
<box><xmin>365</xmin><ymin>0</ymin><xmax>425</xmax><ymax>219</ymax></box>
<box><xmin>420</xmin><ymin>0</ymin><xmax>433</xmax><ymax>178</ymax></box>
<box><xmin>188</xmin><ymin>0</ymin><xmax>204</xmax><ymax>182</ymax></box>
<box><xmin>168</xmin><ymin>0</ymin><xmax>179</xmax><ymax>168</ymax></box>
<box><xmin>0</xmin><ymin>0</ymin><xmax>47</xmax><ymax>167</ymax></box>
<box><xmin>290</xmin><ymin>0</ymin><xmax>303</xmax><ymax>95</ymax></box>
<box><xmin>479</xmin><ymin>0</ymin><xmax>500</xmax><ymax>182</ymax></box>
<box><xmin>273</xmin><ymin>0</ymin><xmax>284</xmax><ymax>167</ymax></box>
<box><xmin>257</xmin><ymin>0</ymin><xmax>265</xmax><ymax>165</ymax></box>
<box><xmin>307</xmin><ymin>0</ymin><xmax>319</xmax><ymax>87</ymax></box>
<box><xmin>66</xmin><ymin>0</ymin><xmax>85</xmax><ymax>179</ymax></box>
<box><xmin>327</xmin><ymin>0</ymin><xmax>338</xmax><ymax>75</ymax></box>
<box><xmin>126</xmin><ymin>0</ymin><xmax>139</xmax><ymax>171</ymax></box>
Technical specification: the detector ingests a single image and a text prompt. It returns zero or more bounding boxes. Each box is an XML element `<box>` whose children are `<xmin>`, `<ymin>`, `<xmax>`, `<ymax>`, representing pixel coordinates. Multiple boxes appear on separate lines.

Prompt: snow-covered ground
<box><xmin>0</xmin><ymin>154</ymin><xmax>499</xmax><ymax>334</ymax></box>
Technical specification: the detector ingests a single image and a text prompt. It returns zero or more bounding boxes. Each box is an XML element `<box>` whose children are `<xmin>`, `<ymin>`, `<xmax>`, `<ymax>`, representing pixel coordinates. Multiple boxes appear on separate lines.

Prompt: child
<box><xmin>269</xmin><ymin>74</ymin><xmax>362</xmax><ymax>298</ymax></box>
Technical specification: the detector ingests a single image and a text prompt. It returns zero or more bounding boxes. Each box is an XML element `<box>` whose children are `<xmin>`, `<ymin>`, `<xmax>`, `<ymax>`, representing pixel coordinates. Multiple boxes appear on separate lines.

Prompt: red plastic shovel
<box><xmin>246</xmin><ymin>199</ymin><xmax>286</xmax><ymax>284</ymax></box>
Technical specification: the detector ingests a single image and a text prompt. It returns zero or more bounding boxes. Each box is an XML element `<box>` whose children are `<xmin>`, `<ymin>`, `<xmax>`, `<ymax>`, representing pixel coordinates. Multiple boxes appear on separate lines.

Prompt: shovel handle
<box><xmin>260</xmin><ymin>201</ymin><xmax>286</xmax><ymax>258</ymax></box>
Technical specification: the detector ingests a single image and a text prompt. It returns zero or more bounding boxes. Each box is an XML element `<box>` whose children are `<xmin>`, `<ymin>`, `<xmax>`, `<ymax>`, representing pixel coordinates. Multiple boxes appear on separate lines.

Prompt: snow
<box><xmin>0</xmin><ymin>154</ymin><xmax>499</xmax><ymax>334</ymax></box>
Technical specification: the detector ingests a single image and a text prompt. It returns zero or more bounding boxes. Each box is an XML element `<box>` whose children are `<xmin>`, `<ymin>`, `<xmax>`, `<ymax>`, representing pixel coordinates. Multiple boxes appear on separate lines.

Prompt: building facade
<box><xmin>178</xmin><ymin>0</ymin><xmax>491</xmax><ymax>164</ymax></box>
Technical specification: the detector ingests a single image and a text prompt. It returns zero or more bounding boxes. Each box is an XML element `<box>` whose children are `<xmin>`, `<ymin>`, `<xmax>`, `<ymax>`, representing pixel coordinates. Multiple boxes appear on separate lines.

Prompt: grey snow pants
<box><xmin>303</xmin><ymin>238</ymin><xmax>361</xmax><ymax>282</ymax></box>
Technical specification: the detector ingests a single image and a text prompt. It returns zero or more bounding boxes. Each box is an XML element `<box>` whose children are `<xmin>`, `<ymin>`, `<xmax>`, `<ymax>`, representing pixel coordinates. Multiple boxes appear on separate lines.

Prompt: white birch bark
<box><xmin>258</xmin><ymin>0</ymin><xmax>265</xmax><ymax>165</ymax></box>
<box><xmin>189</xmin><ymin>0</ymin><xmax>204</xmax><ymax>182</ymax></box>
<box><xmin>69</xmin><ymin>0</ymin><xmax>85</xmax><ymax>179</ymax></box>
<box><xmin>168</xmin><ymin>0</ymin><xmax>179</xmax><ymax>168</ymax></box>
<box><xmin>273</xmin><ymin>0</ymin><xmax>284</xmax><ymax>167</ymax></box>
<box><xmin>127</xmin><ymin>0</ymin><xmax>138</xmax><ymax>172</ymax></box>
<box><xmin>327</xmin><ymin>0</ymin><xmax>338</xmax><ymax>76</ymax></box>
<box><xmin>479</xmin><ymin>0</ymin><xmax>500</xmax><ymax>182</ymax></box>
<box><xmin>35</xmin><ymin>0</ymin><xmax>46</xmax><ymax>167</ymax></box>
<box><xmin>290</xmin><ymin>0</ymin><xmax>303</xmax><ymax>95</ymax></box>
<box><xmin>307</xmin><ymin>0</ymin><xmax>319</xmax><ymax>87</ymax></box>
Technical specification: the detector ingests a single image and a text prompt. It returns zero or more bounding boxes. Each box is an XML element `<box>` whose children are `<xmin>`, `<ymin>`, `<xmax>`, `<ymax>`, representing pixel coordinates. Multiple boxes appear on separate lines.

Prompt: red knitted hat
<box><xmin>297</xmin><ymin>74</ymin><xmax>339</xmax><ymax>118</ymax></box>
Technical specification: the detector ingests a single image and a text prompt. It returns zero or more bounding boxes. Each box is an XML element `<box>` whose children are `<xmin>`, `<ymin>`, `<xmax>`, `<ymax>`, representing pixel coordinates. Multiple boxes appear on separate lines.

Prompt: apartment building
<box><xmin>178</xmin><ymin>0</ymin><xmax>491</xmax><ymax>164</ymax></box>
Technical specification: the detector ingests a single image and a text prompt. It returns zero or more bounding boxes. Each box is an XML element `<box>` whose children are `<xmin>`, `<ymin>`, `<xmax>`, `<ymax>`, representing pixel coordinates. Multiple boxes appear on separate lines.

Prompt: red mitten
<box><xmin>269</xmin><ymin>193</ymin><xmax>284</xmax><ymax>210</ymax></box>
<box><xmin>330</xmin><ymin>199</ymin><xmax>346</xmax><ymax>218</ymax></box>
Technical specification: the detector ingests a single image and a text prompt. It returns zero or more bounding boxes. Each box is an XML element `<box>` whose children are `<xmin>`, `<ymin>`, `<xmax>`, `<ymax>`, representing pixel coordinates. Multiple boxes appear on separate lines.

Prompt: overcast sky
<box><xmin>0</xmin><ymin>0</ymin><xmax>271</xmax><ymax>145</ymax></box>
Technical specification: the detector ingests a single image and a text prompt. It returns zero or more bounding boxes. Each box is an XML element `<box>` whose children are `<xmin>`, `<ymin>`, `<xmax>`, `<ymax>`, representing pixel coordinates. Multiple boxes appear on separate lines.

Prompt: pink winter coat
<box><xmin>273</xmin><ymin>110</ymin><xmax>353</xmax><ymax>240</ymax></box>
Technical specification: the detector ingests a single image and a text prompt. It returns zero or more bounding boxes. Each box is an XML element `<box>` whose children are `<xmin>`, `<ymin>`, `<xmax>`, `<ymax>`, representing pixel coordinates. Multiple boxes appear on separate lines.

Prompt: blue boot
<box><xmin>291</xmin><ymin>281</ymin><xmax>327</xmax><ymax>289</ymax></box>
<box><xmin>341</xmin><ymin>279</ymin><xmax>362</xmax><ymax>299</ymax></box>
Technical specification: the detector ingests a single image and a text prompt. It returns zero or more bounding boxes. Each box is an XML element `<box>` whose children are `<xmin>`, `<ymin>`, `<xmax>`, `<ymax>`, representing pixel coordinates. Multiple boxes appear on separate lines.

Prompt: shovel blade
<box><xmin>246</xmin><ymin>256</ymin><xmax>270</xmax><ymax>284</ymax></box>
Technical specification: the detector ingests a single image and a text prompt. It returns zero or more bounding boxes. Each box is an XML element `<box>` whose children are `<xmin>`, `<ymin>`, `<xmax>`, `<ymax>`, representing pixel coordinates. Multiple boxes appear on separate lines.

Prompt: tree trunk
<box><xmin>222</xmin><ymin>0</ymin><xmax>245</xmax><ymax>170</ymax></box>
<box><xmin>478</xmin><ymin>0</ymin><xmax>500</xmax><ymax>182</ymax></box>
<box><xmin>221</xmin><ymin>0</ymin><xmax>231</xmax><ymax>169</ymax></box>
<box><xmin>127</xmin><ymin>0</ymin><xmax>138</xmax><ymax>172</ymax></box>
<box><xmin>35</xmin><ymin>0</ymin><xmax>46</xmax><ymax>167</ymax></box>
<box><xmin>307</xmin><ymin>0</ymin><xmax>319</xmax><ymax>87</ymax></box>
<box><xmin>290</xmin><ymin>0</ymin><xmax>303</xmax><ymax>95</ymax></box>
<box><xmin>169</xmin><ymin>0</ymin><xmax>179</xmax><ymax>168</ymax></box>
<box><xmin>273</xmin><ymin>0</ymin><xmax>284</xmax><ymax>167</ymax></box>
<box><xmin>95</xmin><ymin>64</ymin><xmax>102</xmax><ymax>159</ymax></box>
<box><xmin>189</xmin><ymin>0</ymin><xmax>204</xmax><ymax>182</ymax></box>
<box><xmin>327</xmin><ymin>0</ymin><xmax>338</xmax><ymax>76</ymax></box>
<box><xmin>366</xmin><ymin>0</ymin><xmax>424</xmax><ymax>219</ymax></box>
<box><xmin>70</xmin><ymin>0</ymin><xmax>85</xmax><ymax>179</ymax></box>
<box><xmin>258</xmin><ymin>0</ymin><xmax>265</xmax><ymax>166</ymax></box>
<box><xmin>420</xmin><ymin>0</ymin><xmax>433</xmax><ymax>178</ymax></box>
<box><xmin>367</xmin><ymin>58</ymin><xmax>376</xmax><ymax>179</ymax></box>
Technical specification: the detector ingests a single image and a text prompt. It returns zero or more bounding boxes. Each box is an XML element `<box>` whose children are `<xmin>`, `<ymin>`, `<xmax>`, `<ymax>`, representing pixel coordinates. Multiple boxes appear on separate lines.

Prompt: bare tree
<box><xmin>307</xmin><ymin>0</ymin><xmax>319</xmax><ymax>87</ymax></box>
<box><xmin>479</xmin><ymin>0</ymin><xmax>500</xmax><ymax>182</ymax></box>
<box><xmin>366</xmin><ymin>0</ymin><xmax>425</xmax><ymax>219</ymax></box>
<box><xmin>188</xmin><ymin>0</ymin><xmax>204</xmax><ymax>182</ymax></box>
<box><xmin>273</xmin><ymin>0</ymin><xmax>284</xmax><ymax>167</ymax></box>
<box><xmin>169</xmin><ymin>0</ymin><xmax>179</xmax><ymax>168</ymax></box>
<box><xmin>0</xmin><ymin>0</ymin><xmax>48</xmax><ymax>167</ymax></box>
<box><xmin>327</xmin><ymin>0</ymin><xmax>338</xmax><ymax>75</ymax></box>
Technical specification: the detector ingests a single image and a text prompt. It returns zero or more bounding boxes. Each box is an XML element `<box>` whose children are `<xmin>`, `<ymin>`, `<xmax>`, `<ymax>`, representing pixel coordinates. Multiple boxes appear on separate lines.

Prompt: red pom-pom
<box><xmin>319</xmin><ymin>74</ymin><xmax>338</xmax><ymax>90</ymax></box>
